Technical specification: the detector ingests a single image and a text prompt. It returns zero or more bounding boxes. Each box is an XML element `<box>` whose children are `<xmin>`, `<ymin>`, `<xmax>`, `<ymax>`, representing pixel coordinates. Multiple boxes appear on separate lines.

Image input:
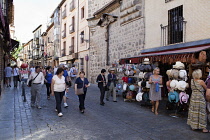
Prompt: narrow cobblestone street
<box><xmin>0</xmin><ymin>82</ymin><xmax>209</xmax><ymax>140</ymax></box>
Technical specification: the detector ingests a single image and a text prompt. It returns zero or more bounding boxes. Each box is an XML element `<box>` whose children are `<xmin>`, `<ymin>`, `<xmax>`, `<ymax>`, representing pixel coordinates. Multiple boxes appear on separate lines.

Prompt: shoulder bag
<box><xmin>75</xmin><ymin>78</ymin><xmax>84</xmax><ymax>95</ymax></box>
<box><xmin>28</xmin><ymin>73</ymin><xmax>40</xmax><ymax>87</ymax></box>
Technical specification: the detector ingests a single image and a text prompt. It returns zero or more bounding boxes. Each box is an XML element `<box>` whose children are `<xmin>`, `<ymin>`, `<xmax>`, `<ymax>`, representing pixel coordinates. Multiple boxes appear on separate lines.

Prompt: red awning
<box><xmin>120</xmin><ymin>45</ymin><xmax>210</xmax><ymax>64</ymax></box>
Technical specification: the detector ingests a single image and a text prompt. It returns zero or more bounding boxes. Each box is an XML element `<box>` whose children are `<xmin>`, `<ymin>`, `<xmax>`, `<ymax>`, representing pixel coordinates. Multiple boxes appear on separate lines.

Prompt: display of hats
<box><xmin>173</xmin><ymin>61</ymin><xmax>185</xmax><ymax>69</ymax></box>
<box><xmin>126</xmin><ymin>91</ymin><xmax>133</xmax><ymax>100</ymax></box>
<box><xmin>139</xmin><ymin>64</ymin><xmax>145</xmax><ymax>71</ymax></box>
<box><xmin>136</xmin><ymin>92</ymin><xmax>143</xmax><ymax>102</ymax></box>
<box><xmin>179</xmin><ymin>70</ymin><xmax>188</xmax><ymax>81</ymax></box>
<box><xmin>122</xmin><ymin>77</ymin><xmax>128</xmax><ymax>83</ymax></box>
<box><xmin>171</xmin><ymin>69</ymin><xmax>179</xmax><ymax>79</ymax></box>
<box><xmin>178</xmin><ymin>81</ymin><xmax>187</xmax><ymax>91</ymax></box>
<box><xmin>139</xmin><ymin>72</ymin><xmax>144</xmax><ymax>79</ymax></box>
<box><xmin>144</xmin><ymin>72</ymin><xmax>153</xmax><ymax>80</ymax></box>
<box><xmin>128</xmin><ymin>77</ymin><xmax>133</xmax><ymax>83</ymax></box>
<box><xmin>142</xmin><ymin>58</ymin><xmax>150</xmax><ymax>64</ymax></box>
<box><xmin>170</xmin><ymin>80</ymin><xmax>179</xmax><ymax>89</ymax></box>
<box><xmin>123</xmin><ymin>83</ymin><xmax>127</xmax><ymax>91</ymax></box>
<box><xmin>146</xmin><ymin>81</ymin><xmax>151</xmax><ymax>89</ymax></box>
<box><xmin>179</xmin><ymin>92</ymin><xmax>189</xmax><ymax>104</ymax></box>
<box><xmin>168</xmin><ymin>91</ymin><xmax>179</xmax><ymax>103</ymax></box>
<box><xmin>144</xmin><ymin>65</ymin><xmax>152</xmax><ymax>72</ymax></box>
<box><xmin>166</xmin><ymin>69</ymin><xmax>173</xmax><ymax>78</ymax></box>
<box><xmin>129</xmin><ymin>85</ymin><xmax>136</xmax><ymax>91</ymax></box>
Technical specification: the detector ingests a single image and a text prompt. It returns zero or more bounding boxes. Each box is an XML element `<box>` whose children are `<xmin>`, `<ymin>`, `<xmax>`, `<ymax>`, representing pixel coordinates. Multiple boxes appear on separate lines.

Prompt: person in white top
<box><xmin>70</xmin><ymin>65</ymin><xmax>78</xmax><ymax>82</ymax></box>
<box><xmin>51</xmin><ymin>68</ymin><xmax>68</xmax><ymax>117</ymax></box>
<box><xmin>27</xmin><ymin>66</ymin><xmax>45</xmax><ymax>109</ymax></box>
<box><xmin>13</xmin><ymin>65</ymin><xmax>20</xmax><ymax>88</ymax></box>
<box><xmin>30</xmin><ymin>66</ymin><xmax>35</xmax><ymax>74</ymax></box>
<box><xmin>4</xmin><ymin>63</ymin><xmax>13</xmax><ymax>87</ymax></box>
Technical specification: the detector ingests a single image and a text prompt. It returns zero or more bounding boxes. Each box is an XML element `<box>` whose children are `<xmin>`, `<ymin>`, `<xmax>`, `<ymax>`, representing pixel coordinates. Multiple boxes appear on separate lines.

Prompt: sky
<box><xmin>14</xmin><ymin>0</ymin><xmax>61</xmax><ymax>44</ymax></box>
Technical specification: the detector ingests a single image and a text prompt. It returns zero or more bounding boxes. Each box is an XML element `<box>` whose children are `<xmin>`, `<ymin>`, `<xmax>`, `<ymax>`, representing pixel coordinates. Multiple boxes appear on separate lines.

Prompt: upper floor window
<box><xmin>70</xmin><ymin>0</ymin><xmax>75</xmax><ymax>11</ymax></box>
<box><xmin>168</xmin><ymin>5</ymin><xmax>183</xmax><ymax>44</ymax></box>
<box><xmin>81</xmin><ymin>7</ymin><xmax>85</xmax><ymax>19</ymax></box>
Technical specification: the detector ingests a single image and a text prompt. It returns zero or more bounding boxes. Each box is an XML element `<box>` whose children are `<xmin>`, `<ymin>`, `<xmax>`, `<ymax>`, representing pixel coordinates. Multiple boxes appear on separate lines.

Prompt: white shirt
<box><xmin>30</xmin><ymin>68</ymin><xmax>35</xmax><ymax>72</ymax></box>
<box><xmin>27</xmin><ymin>72</ymin><xmax>44</xmax><ymax>85</ymax></box>
<box><xmin>52</xmin><ymin>75</ymin><xmax>65</xmax><ymax>92</ymax></box>
<box><xmin>4</xmin><ymin>67</ymin><xmax>13</xmax><ymax>77</ymax></box>
<box><xmin>13</xmin><ymin>68</ymin><xmax>19</xmax><ymax>76</ymax></box>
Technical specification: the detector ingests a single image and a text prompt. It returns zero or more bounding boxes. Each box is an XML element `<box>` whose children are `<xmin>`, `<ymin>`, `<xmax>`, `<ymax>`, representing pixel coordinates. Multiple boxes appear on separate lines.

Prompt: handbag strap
<box><xmin>193</xmin><ymin>79</ymin><xmax>205</xmax><ymax>97</ymax></box>
<box><xmin>32</xmin><ymin>73</ymin><xmax>40</xmax><ymax>81</ymax></box>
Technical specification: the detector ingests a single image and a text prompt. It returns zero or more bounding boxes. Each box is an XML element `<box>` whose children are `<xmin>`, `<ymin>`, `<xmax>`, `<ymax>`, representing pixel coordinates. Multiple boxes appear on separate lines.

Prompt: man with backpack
<box><xmin>70</xmin><ymin>64</ymin><xmax>78</xmax><ymax>83</ymax></box>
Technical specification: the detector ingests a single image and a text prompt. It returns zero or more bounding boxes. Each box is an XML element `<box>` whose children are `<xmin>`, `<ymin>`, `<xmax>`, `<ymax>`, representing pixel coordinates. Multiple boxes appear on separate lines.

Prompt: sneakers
<box><xmin>58</xmin><ymin>113</ymin><xmax>63</xmax><ymax>117</ymax></box>
<box><xmin>64</xmin><ymin>103</ymin><xmax>68</xmax><ymax>108</ymax></box>
<box><xmin>37</xmin><ymin>106</ymin><xmax>42</xmax><ymax>109</ymax></box>
<box><xmin>55</xmin><ymin>109</ymin><xmax>58</xmax><ymax>112</ymax></box>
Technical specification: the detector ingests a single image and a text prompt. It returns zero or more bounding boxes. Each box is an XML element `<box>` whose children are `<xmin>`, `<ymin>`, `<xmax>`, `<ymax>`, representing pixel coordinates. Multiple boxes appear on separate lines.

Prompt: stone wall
<box><xmin>88</xmin><ymin>0</ymin><xmax>145</xmax><ymax>83</ymax></box>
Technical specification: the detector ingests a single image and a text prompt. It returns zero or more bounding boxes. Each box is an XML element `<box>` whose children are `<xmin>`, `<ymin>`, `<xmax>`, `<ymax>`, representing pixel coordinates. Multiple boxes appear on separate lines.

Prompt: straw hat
<box><xmin>179</xmin><ymin>70</ymin><xmax>187</xmax><ymax>81</ymax></box>
<box><xmin>166</xmin><ymin>69</ymin><xmax>173</xmax><ymax>78</ymax></box>
<box><xmin>173</xmin><ymin>61</ymin><xmax>185</xmax><ymax>69</ymax></box>
<box><xmin>142</xmin><ymin>58</ymin><xmax>150</xmax><ymax>64</ymax></box>
<box><xmin>170</xmin><ymin>80</ymin><xmax>179</xmax><ymax>89</ymax></box>
<box><xmin>178</xmin><ymin>81</ymin><xmax>187</xmax><ymax>91</ymax></box>
<box><xmin>168</xmin><ymin>91</ymin><xmax>179</xmax><ymax>103</ymax></box>
<box><xmin>136</xmin><ymin>92</ymin><xmax>143</xmax><ymax>102</ymax></box>
<box><xmin>171</xmin><ymin>69</ymin><xmax>179</xmax><ymax>79</ymax></box>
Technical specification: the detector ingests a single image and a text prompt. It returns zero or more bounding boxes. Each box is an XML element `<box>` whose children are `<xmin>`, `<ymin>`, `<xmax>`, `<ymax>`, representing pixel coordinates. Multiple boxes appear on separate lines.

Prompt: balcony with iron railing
<box><xmin>62</xmin><ymin>9</ymin><xmax>67</xmax><ymax>19</ymax></box>
<box><xmin>61</xmin><ymin>49</ymin><xmax>66</xmax><ymax>57</ymax></box>
<box><xmin>160</xmin><ymin>20</ymin><xmax>187</xmax><ymax>46</ymax></box>
<box><xmin>62</xmin><ymin>30</ymin><xmax>66</xmax><ymax>38</ymax></box>
<box><xmin>69</xmin><ymin>45</ymin><xmax>74</xmax><ymax>55</ymax></box>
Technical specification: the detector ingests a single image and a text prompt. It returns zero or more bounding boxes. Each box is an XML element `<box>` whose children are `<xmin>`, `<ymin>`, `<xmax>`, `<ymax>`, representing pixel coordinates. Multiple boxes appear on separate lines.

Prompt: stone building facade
<box><xmin>88</xmin><ymin>0</ymin><xmax>145</xmax><ymax>83</ymax></box>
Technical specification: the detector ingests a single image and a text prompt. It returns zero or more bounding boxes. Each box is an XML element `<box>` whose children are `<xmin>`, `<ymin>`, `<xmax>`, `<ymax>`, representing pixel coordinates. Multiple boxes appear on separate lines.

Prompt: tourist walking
<box><xmin>96</xmin><ymin>69</ymin><xmax>107</xmax><ymax>106</ymax></box>
<box><xmin>106</xmin><ymin>68</ymin><xmax>117</xmax><ymax>102</ymax></box>
<box><xmin>75</xmin><ymin>71</ymin><xmax>90</xmax><ymax>113</ymax></box>
<box><xmin>148</xmin><ymin>67</ymin><xmax>162</xmax><ymax>115</ymax></box>
<box><xmin>70</xmin><ymin>64</ymin><xmax>78</xmax><ymax>83</ymax></box>
<box><xmin>63</xmin><ymin>66</ymin><xmax>69</xmax><ymax>108</ymax></box>
<box><xmin>4</xmin><ymin>63</ymin><xmax>13</xmax><ymax>87</ymax></box>
<box><xmin>13</xmin><ymin>65</ymin><xmax>20</xmax><ymax>88</ymax></box>
<box><xmin>187</xmin><ymin>69</ymin><xmax>209</xmax><ymax>133</ymax></box>
<box><xmin>27</xmin><ymin>66</ymin><xmax>44</xmax><ymax>109</ymax></box>
<box><xmin>45</xmin><ymin>66</ymin><xmax>53</xmax><ymax>100</ymax></box>
<box><xmin>51</xmin><ymin>68</ymin><xmax>68</xmax><ymax>117</ymax></box>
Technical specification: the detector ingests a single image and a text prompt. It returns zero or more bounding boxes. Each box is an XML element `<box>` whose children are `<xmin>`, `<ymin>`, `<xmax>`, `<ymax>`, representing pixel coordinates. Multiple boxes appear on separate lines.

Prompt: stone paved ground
<box><xmin>0</xmin><ymin>82</ymin><xmax>209</xmax><ymax>140</ymax></box>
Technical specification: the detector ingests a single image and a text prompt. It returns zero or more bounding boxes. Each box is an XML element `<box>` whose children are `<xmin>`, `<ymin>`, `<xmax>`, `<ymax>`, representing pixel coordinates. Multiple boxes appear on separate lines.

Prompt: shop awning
<box><xmin>119</xmin><ymin>45</ymin><xmax>210</xmax><ymax>64</ymax></box>
<box><xmin>10</xmin><ymin>39</ymin><xmax>19</xmax><ymax>52</ymax></box>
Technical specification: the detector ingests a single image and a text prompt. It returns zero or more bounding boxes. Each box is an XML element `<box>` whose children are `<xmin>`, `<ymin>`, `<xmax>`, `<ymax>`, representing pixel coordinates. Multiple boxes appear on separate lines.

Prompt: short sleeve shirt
<box><xmin>4</xmin><ymin>67</ymin><xmax>13</xmax><ymax>77</ymax></box>
<box><xmin>52</xmin><ymin>75</ymin><xmax>65</xmax><ymax>92</ymax></box>
<box><xmin>75</xmin><ymin>77</ymin><xmax>89</xmax><ymax>91</ymax></box>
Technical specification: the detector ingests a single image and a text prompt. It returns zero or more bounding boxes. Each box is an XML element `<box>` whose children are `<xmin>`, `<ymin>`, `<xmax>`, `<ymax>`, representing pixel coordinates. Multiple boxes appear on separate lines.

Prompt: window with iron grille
<box><xmin>168</xmin><ymin>5</ymin><xmax>183</xmax><ymax>44</ymax></box>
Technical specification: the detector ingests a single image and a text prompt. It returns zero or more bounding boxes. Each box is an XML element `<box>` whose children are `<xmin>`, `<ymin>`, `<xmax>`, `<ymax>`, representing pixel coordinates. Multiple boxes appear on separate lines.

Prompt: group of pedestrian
<box><xmin>4</xmin><ymin>63</ymin><xmax>20</xmax><ymax>88</ymax></box>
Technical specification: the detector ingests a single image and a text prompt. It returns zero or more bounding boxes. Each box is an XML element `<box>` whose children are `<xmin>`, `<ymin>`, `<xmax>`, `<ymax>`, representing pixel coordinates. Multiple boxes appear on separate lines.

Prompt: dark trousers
<box><xmin>99</xmin><ymin>87</ymin><xmax>105</xmax><ymax>104</ymax></box>
<box><xmin>13</xmin><ymin>76</ymin><xmax>19</xmax><ymax>87</ymax></box>
<box><xmin>78</xmin><ymin>91</ymin><xmax>87</xmax><ymax>110</ymax></box>
<box><xmin>46</xmin><ymin>83</ymin><xmax>51</xmax><ymax>97</ymax></box>
<box><xmin>54</xmin><ymin>91</ymin><xmax>65</xmax><ymax>113</ymax></box>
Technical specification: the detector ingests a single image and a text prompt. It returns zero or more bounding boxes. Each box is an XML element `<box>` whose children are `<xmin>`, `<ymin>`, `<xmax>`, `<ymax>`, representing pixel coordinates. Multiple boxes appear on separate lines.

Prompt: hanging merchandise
<box><xmin>179</xmin><ymin>92</ymin><xmax>189</xmax><ymax>104</ymax></box>
<box><xmin>173</xmin><ymin>61</ymin><xmax>185</xmax><ymax>70</ymax></box>
<box><xmin>136</xmin><ymin>91</ymin><xmax>143</xmax><ymax>102</ymax></box>
<box><xmin>170</xmin><ymin>80</ymin><xmax>179</xmax><ymax>90</ymax></box>
<box><xmin>128</xmin><ymin>77</ymin><xmax>133</xmax><ymax>84</ymax></box>
<box><xmin>122</xmin><ymin>76</ymin><xmax>129</xmax><ymax>83</ymax></box>
<box><xmin>129</xmin><ymin>85</ymin><xmax>136</xmax><ymax>91</ymax></box>
<box><xmin>177</xmin><ymin>81</ymin><xmax>187</xmax><ymax>91</ymax></box>
<box><xmin>146</xmin><ymin>81</ymin><xmax>151</xmax><ymax>89</ymax></box>
<box><xmin>179</xmin><ymin>70</ymin><xmax>188</xmax><ymax>81</ymax></box>
<box><xmin>144</xmin><ymin>72</ymin><xmax>153</xmax><ymax>80</ymax></box>
<box><xmin>139</xmin><ymin>72</ymin><xmax>144</xmax><ymax>79</ymax></box>
<box><xmin>142</xmin><ymin>92</ymin><xmax>150</xmax><ymax>102</ymax></box>
<box><xmin>168</xmin><ymin>91</ymin><xmax>179</xmax><ymax>103</ymax></box>
<box><xmin>141</xmin><ymin>80</ymin><xmax>146</xmax><ymax>88</ymax></box>
<box><xmin>138</xmin><ymin>81</ymin><xmax>142</xmax><ymax>87</ymax></box>
<box><xmin>123</xmin><ymin>83</ymin><xmax>127</xmax><ymax>91</ymax></box>
<box><xmin>126</xmin><ymin>91</ymin><xmax>133</xmax><ymax>100</ymax></box>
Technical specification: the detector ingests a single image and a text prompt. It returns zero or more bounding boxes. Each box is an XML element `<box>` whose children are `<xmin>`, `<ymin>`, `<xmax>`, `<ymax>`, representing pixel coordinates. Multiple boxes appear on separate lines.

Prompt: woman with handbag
<box><xmin>51</xmin><ymin>68</ymin><xmax>68</xmax><ymax>117</ymax></box>
<box><xmin>187</xmin><ymin>69</ymin><xmax>209</xmax><ymax>133</ymax></box>
<box><xmin>45</xmin><ymin>66</ymin><xmax>53</xmax><ymax>100</ymax></box>
<box><xmin>96</xmin><ymin>69</ymin><xmax>107</xmax><ymax>106</ymax></box>
<box><xmin>75</xmin><ymin>71</ymin><xmax>90</xmax><ymax>113</ymax></box>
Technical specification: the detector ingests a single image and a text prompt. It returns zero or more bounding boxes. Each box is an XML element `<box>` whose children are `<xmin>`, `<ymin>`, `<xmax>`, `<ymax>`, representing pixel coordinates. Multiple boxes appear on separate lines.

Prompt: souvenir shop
<box><xmin>114</xmin><ymin>44</ymin><xmax>210</xmax><ymax>115</ymax></box>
